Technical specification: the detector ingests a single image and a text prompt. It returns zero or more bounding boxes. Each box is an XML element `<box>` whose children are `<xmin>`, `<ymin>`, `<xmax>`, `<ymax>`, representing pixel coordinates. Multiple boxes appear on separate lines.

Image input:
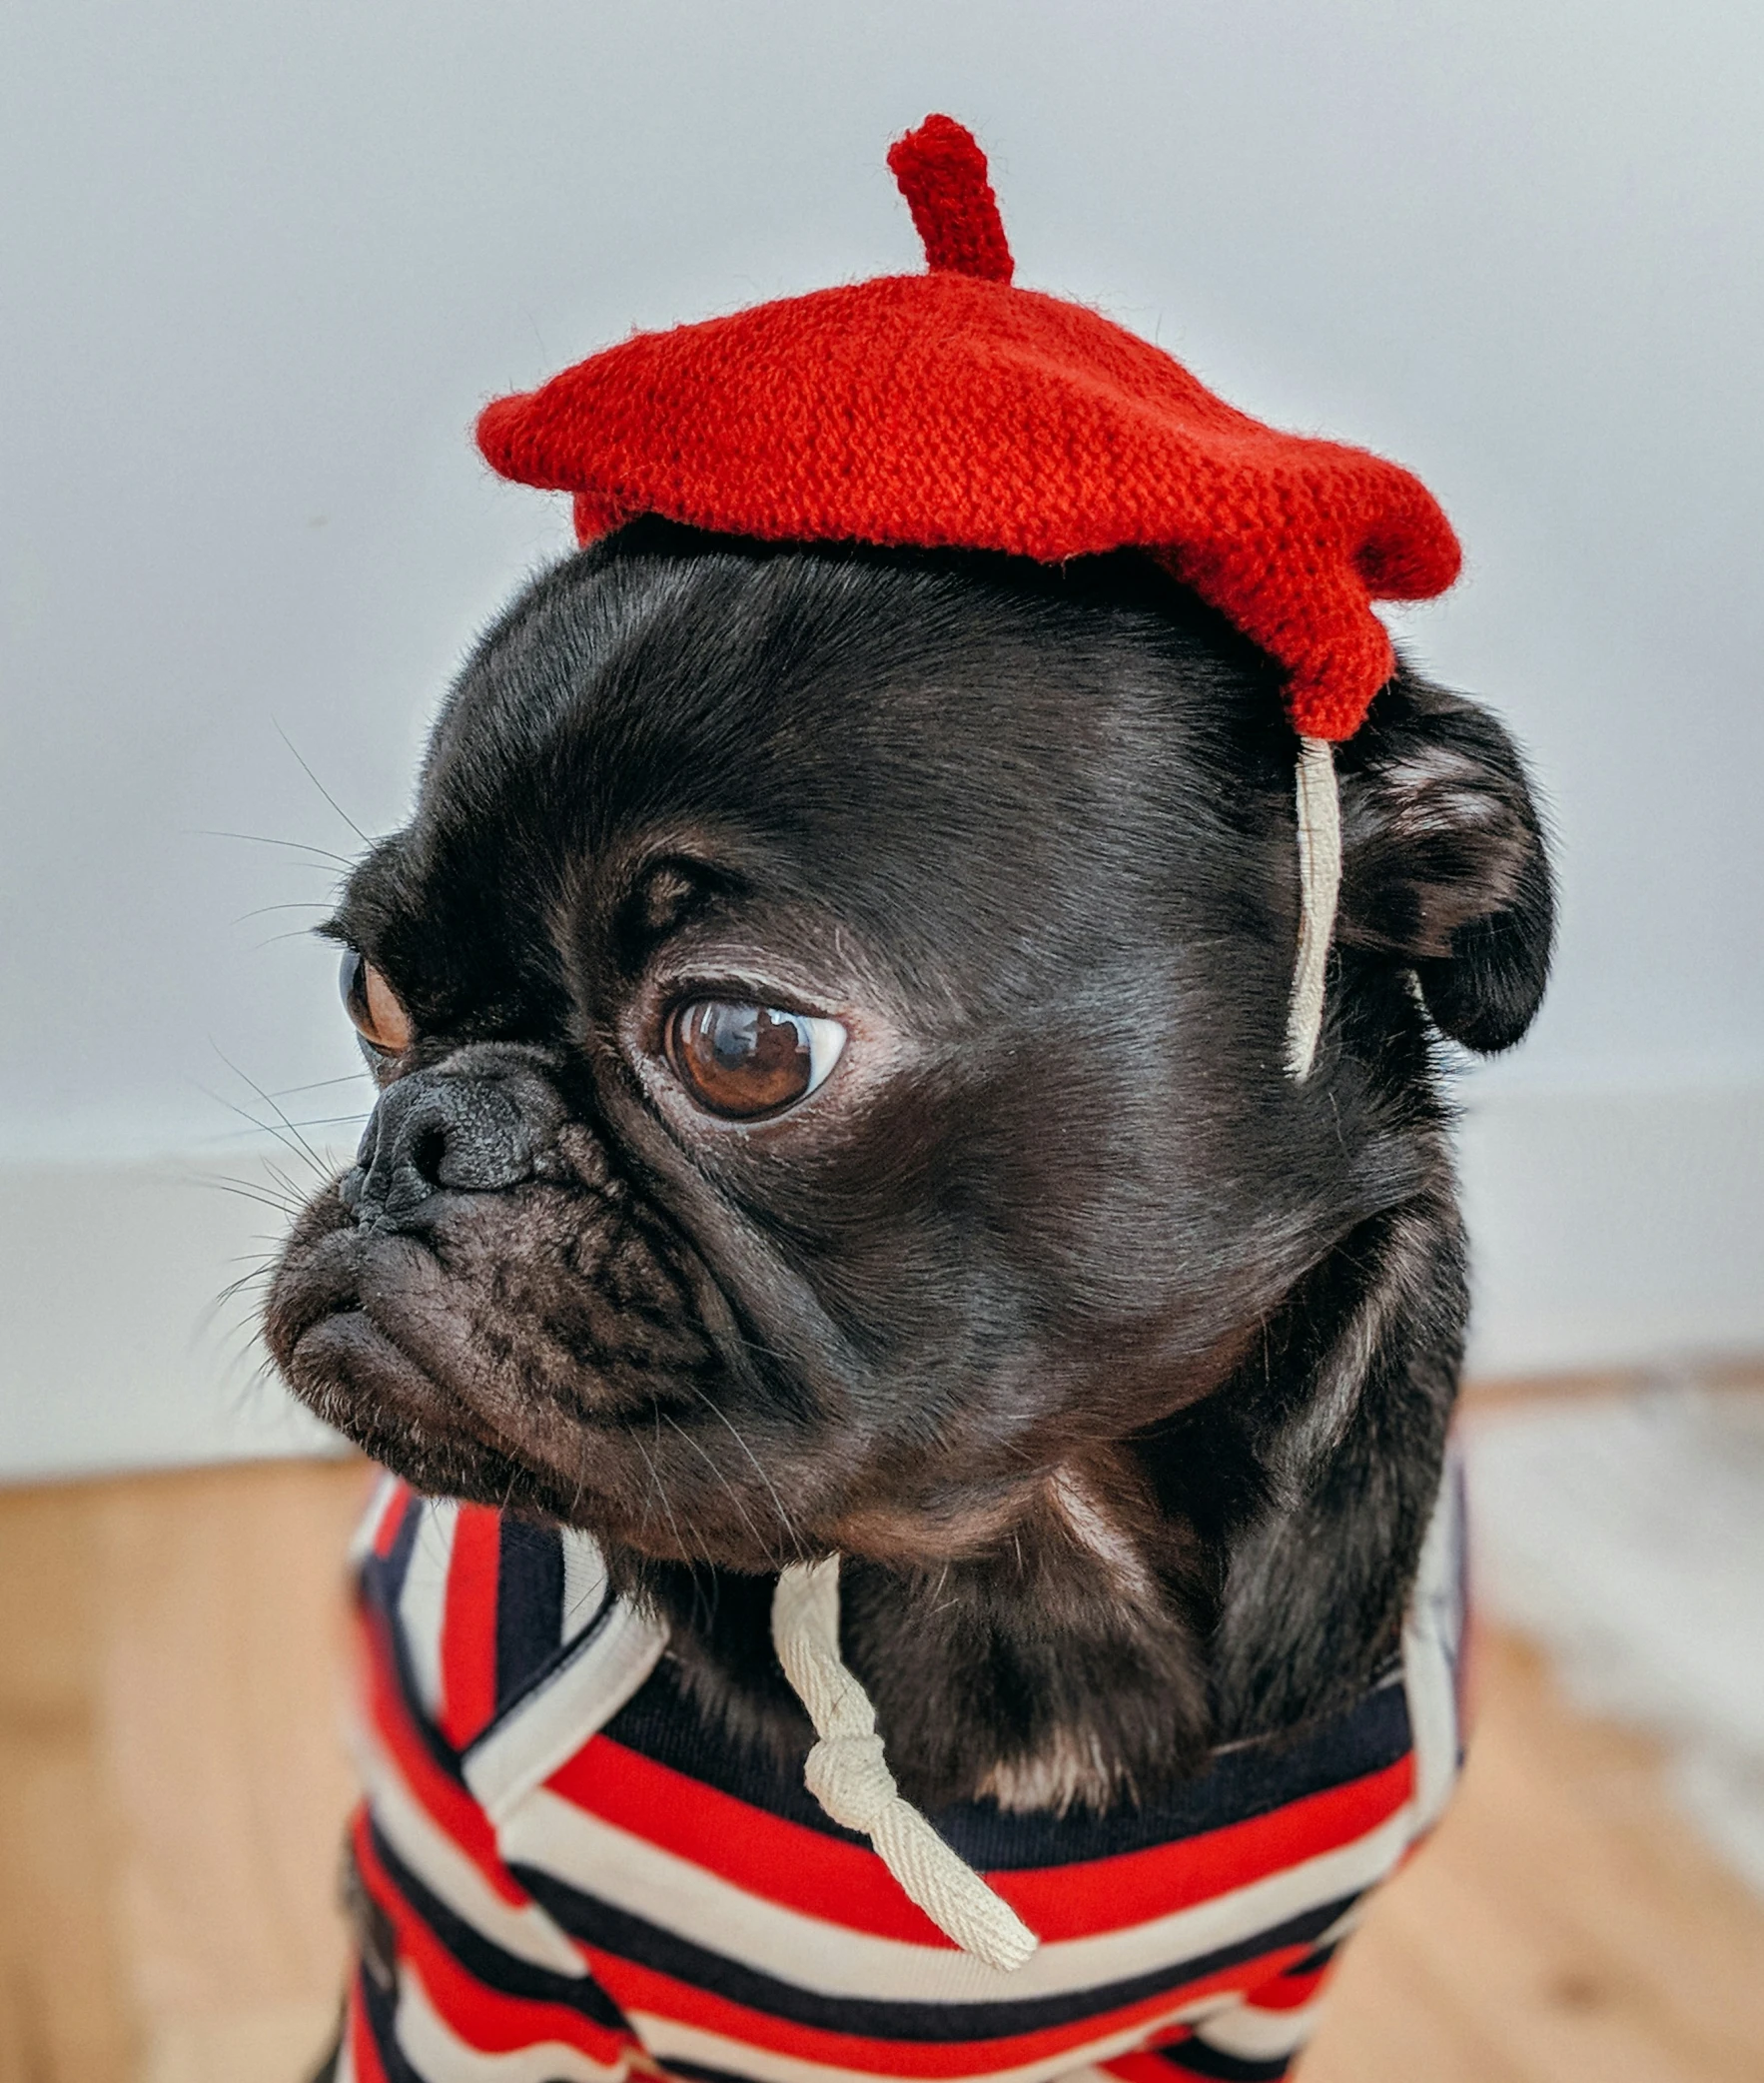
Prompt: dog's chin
<box><xmin>274</xmin><ymin>1307</ymin><xmax>559</xmax><ymax>1517</ymax></box>
<box><xmin>265</xmin><ymin>1193</ymin><xmax>762</xmax><ymax>1560</ymax></box>
<box><xmin>284</xmin><ymin>1323</ymin><xmax>1044</xmax><ymax>1571</ymax></box>
<box><xmin>279</xmin><ymin>1314</ymin><xmax>788</xmax><ymax>1559</ymax></box>
<box><xmin>267</xmin><ymin>1174</ymin><xmax>1073</xmax><ymax>1575</ymax></box>
<box><xmin>271</xmin><ymin>1272</ymin><xmax>1048</xmax><ymax>1579</ymax></box>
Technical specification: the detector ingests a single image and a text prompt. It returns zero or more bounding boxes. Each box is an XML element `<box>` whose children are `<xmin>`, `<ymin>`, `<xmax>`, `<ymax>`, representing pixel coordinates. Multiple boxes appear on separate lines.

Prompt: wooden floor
<box><xmin>1</xmin><ymin>1458</ymin><xmax>1761</xmax><ymax>2083</ymax></box>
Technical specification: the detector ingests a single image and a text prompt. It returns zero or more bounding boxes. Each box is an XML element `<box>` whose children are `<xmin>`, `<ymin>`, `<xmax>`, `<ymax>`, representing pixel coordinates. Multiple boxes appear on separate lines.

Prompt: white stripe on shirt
<box><xmin>398</xmin><ymin>1498</ymin><xmax>459</xmax><ymax>1719</ymax></box>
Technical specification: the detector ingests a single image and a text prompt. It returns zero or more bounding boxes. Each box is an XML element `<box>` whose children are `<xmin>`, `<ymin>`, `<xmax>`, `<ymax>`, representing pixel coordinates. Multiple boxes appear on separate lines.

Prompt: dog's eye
<box><xmin>665</xmin><ymin>1000</ymin><xmax>846</xmax><ymax>1119</ymax></box>
<box><xmin>340</xmin><ymin>951</ymin><xmax>414</xmax><ymax>1055</ymax></box>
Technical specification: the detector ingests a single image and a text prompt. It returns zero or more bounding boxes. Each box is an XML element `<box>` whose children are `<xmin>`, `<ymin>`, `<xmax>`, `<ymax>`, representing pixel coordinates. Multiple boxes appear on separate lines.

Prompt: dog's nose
<box><xmin>343</xmin><ymin>1066</ymin><xmax>548</xmax><ymax>1230</ymax></box>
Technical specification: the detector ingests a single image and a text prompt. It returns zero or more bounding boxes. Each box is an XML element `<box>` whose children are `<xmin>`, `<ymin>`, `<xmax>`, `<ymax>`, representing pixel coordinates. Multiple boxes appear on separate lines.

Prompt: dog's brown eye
<box><xmin>340</xmin><ymin>951</ymin><xmax>414</xmax><ymax>1055</ymax></box>
<box><xmin>666</xmin><ymin>1000</ymin><xmax>846</xmax><ymax>1119</ymax></box>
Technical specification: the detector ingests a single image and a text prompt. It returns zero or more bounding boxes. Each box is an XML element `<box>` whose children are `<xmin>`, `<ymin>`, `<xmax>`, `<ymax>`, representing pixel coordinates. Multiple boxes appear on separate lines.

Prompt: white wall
<box><xmin>3</xmin><ymin>1</ymin><xmax>1761</xmax><ymax>1475</ymax></box>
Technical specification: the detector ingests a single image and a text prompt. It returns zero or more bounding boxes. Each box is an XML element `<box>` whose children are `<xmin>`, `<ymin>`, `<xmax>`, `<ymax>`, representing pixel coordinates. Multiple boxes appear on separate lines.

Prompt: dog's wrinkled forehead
<box><xmin>349</xmin><ymin>531</ymin><xmax>1290</xmax><ymax>1037</ymax></box>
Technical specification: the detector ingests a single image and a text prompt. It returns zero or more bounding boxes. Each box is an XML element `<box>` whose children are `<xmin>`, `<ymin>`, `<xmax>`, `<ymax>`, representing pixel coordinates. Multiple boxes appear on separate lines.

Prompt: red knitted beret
<box><xmin>477</xmin><ymin>115</ymin><xmax>1459</xmax><ymax>741</ymax></box>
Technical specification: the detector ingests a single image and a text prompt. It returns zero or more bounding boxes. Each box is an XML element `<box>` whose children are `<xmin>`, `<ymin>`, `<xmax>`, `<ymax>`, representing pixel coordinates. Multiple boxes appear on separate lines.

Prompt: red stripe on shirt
<box><xmin>358</xmin><ymin>1615</ymin><xmax>530</xmax><ymax>1907</ymax></box>
<box><xmin>549</xmin><ymin>1736</ymin><xmax>958</xmax><ymax>1945</ymax></box>
<box><xmin>439</xmin><ymin>1505</ymin><xmax>503</xmax><ymax>1750</ymax></box>
<box><xmin>994</xmin><ymin>1756</ymin><xmax>1412</xmax><ymax>1940</ymax></box>
<box><xmin>347</xmin><ymin>1972</ymin><xmax>390</xmax><ymax>2083</ymax></box>
<box><xmin>547</xmin><ymin>1735</ymin><xmax>1410</xmax><ymax>1946</ymax></box>
<box><xmin>405</xmin><ymin>1936</ymin><xmax>631</xmax><ymax>2067</ymax></box>
<box><xmin>354</xmin><ymin>1820</ymin><xmax>631</xmax><ymax>2070</ymax></box>
<box><xmin>583</xmin><ymin>1940</ymin><xmax>1319</xmax><ymax>2080</ymax></box>
<box><xmin>1100</xmin><ymin>2052</ymin><xmax>1202</xmax><ymax>2083</ymax></box>
<box><xmin>370</xmin><ymin>1480</ymin><xmax>413</xmax><ymax>1561</ymax></box>
<box><xmin>1238</xmin><ymin>1957</ymin><xmax>1331</xmax><ymax>2011</ymax></box>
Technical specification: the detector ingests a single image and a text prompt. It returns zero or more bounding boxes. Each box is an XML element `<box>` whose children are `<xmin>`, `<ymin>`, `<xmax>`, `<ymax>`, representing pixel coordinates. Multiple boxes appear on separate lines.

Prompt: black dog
<box><xmin>268</xmin><ymin>520</ymin><xmax>1549</xmax><ymax>1822</ymax></box>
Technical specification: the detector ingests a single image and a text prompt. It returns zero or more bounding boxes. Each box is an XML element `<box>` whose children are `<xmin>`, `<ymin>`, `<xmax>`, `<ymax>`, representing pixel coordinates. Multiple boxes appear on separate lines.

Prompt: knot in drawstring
<box><xmin>771</xmin><ymin>1557</ymin><xmax>1038</xmax><ymax>1975</ymax></box>
<box><xmin>804</xmin><ymin>1730</ymin><xmax>896</xmax><ymax>1834</ymax></box>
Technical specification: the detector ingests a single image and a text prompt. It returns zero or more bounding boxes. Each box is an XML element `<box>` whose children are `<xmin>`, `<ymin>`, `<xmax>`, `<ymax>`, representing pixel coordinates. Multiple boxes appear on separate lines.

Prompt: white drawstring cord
<box><xmin>1287</xmin><ymin>735</ymin><xmax>1342</xmax><ymax>1080</ymax></box>
<box><xmin>770</xmin><ymin>1558</ymin><xmax>1039</xmax><ymax>1974</ymax></box>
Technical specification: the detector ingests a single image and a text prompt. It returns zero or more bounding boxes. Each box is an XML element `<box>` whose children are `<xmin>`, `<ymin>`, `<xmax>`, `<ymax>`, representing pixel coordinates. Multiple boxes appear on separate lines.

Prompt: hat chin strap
<box><xmin>1287</xmin><ymin>736</ymin><xmax>1341</xmax><ymax>1081</ymax></box>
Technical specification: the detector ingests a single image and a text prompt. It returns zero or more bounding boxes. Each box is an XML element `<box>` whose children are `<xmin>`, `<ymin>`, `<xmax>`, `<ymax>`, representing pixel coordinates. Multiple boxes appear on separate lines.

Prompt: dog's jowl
<box><xmin>267</xmin><ymin>118</ymin><xmax>1551</xmax><ymax>2082</ymax></box>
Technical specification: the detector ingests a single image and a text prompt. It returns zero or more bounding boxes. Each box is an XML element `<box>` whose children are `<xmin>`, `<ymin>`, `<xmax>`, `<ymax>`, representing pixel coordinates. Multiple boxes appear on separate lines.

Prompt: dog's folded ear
<box><xmin>1334</xmin><ymin>672</ymin><xmax>1554</xmax><ymax>1053</ymax></box>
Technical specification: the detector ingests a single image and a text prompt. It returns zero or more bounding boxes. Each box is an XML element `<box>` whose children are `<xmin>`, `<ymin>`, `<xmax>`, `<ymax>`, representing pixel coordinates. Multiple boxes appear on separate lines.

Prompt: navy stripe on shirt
<box><xmin>509</xmin><ymin>1859</ymin><xmax>1356</xmax><ymax>2045</ymax></box>
<box><xmin>495</xmin><ymin>1519</ymin><xmax>567</xmax><ymax>1715</ymax></box>
<box><xmin>367</xmin><ymin>1817</ymin><xmax>633</xmax><ymax>2035</ymax></box>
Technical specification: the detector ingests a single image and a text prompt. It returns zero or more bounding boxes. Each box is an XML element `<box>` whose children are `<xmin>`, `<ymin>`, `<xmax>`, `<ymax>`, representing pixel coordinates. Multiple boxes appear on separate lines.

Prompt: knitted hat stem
<box><xmin>886</xmin><ymin>114</ymin><xmax>1015</xmax><ymax>283</ymax></box>
<box><xmin>1287</xmin><ymin>737</ymin><xmax>1341</xmax><ymax>1080</ymax></box>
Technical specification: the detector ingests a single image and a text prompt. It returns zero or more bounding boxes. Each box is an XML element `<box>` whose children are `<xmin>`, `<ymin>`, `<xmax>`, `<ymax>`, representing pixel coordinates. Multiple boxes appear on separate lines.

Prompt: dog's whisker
<box><xmin>231</xmin><ymin>899</ymin><xmax>338</xmax><ymax>925</ymax></box>
<box><xmin>191</xmin><ymin>827</ymin><xmax>357</xmax><ymax>870</ymax></box>
<box><xmin>630</xmin><ymin>1427</ymin><xmax>686</xmax><ymax>1560</ymax></box>
<box><xmin>651</xmin><ymin>1415</ymin><xmax>718</xmax><ymax>1625</ymax></box>
<box><xmin>268</xmin><ymin>1072</ymin><xmax>374</xmax><ymax>1099</ymax></box>
<box><xmin>197</xmin><ymin>1078</ymin><xmax>334</xmax><ymax>1184</ymax></box>
<box><xmin>254</xmin><ymin>926</ymin><xmax>342</xmax><ymax>950</ymax></box>
<box><xmin>193</xmin><ymin>1282</ymin><xmax>266</xmax><ymax>1348</ymax></box>
<box><xmin>272</xmin><ymin>717</ymin><xmax>376</xmax><ymax>847</ymax></box>
<box><xmin>199</xmin><ymin>1173</ymin><xmax>305</xmax><ymax>1218</ymax></box>
<box><xmin>680</xmin><ymin>1383</ymin><xmax>806</xmax><ymax>1561</ymax></box>
<box><xmin>197</xmin><ymin>1087</ymin><xmax>312</xmax><ymax>1160</ymax></box>
<box><xmin>210</xmin><ymin>1263</ymin><xmax>277</xmax><ymax>1314</ymax></box>
<box><xmin>657</xmin><ymin>1408</ymin><xmax>771</xmax><ymax>1561</ymax></box>
<box><xmin>208</xmin><ymin>1046</ymin><xmax>333</xmax><ymax>1181</ymax></box>
<box><xmin>261</xmin><ymin>1159</ymin><xmax>315</xmax><ymax>1217</ymax></box>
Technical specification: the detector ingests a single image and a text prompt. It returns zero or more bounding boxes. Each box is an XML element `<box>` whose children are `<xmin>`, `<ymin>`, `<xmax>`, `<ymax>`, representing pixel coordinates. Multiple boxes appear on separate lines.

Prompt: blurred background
<box><xmin>2</xmin><ymin>3</ymin><xmax>1761</xmax><ymax>2079</ymax></box>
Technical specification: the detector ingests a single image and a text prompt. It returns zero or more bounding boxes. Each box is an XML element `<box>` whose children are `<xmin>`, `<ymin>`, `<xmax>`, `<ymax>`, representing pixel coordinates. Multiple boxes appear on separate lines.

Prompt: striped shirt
<box><xmin>336</xmin><ymin>1464</ymin><xmax>1465</xmax><ymax>2083</ymax></box>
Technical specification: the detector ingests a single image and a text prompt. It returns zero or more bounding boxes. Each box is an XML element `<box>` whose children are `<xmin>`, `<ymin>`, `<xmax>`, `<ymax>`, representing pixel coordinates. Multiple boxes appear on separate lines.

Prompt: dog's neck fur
<box><xmin>614</xmin><ymin>1175</ymin><xmax>1463</xmax><ymax>1814</ymax></box>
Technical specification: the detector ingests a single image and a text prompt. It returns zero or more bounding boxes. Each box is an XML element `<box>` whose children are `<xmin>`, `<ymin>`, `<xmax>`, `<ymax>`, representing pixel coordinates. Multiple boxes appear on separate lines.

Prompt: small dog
<box><xmin>268</xmin><ymin>523</ymin><xmax>1550</xmax><ymax>2079</ymax></box>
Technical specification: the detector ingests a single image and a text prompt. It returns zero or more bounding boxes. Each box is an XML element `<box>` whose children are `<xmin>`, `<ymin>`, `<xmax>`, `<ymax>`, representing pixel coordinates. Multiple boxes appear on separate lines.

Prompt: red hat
<box><xmin>477</xmin><ymin>118</ymin><xmax>1459</xmax><ymax>1077</ymax></box>
<box><xmin>476</xmin><ymin>114</ymin><xmax>1459</xmax><ymax>743</ymax></box>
